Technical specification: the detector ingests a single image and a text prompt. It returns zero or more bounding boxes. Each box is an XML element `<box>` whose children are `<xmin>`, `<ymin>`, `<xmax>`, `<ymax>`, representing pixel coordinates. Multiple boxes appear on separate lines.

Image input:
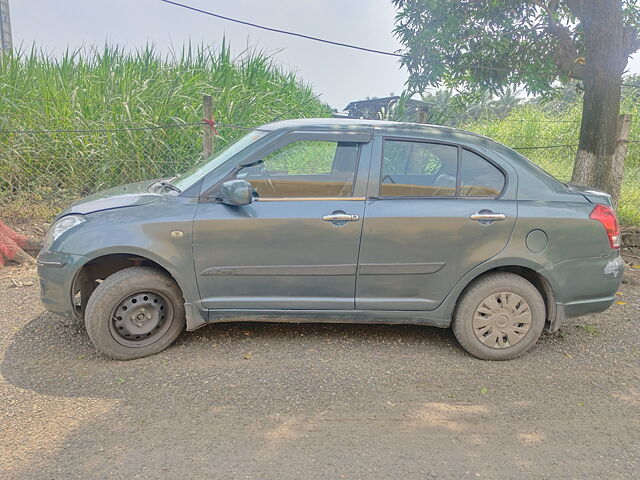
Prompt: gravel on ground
<box><xmin>1</xmin><ymin>259</ymin><xmax>639</xmax><ymax>479</ymax></box>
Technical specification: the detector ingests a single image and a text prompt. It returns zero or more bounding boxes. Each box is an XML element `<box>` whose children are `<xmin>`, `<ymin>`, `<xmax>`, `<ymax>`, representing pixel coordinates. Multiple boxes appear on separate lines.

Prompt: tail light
<box><xmin>589</xmin><ymin>204</ymin><xmax>620</xmax><ymax>249</ymax></box>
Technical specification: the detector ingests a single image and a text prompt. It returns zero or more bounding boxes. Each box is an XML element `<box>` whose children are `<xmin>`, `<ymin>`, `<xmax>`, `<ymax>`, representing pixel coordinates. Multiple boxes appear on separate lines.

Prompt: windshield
<box><xmin>172</xmin><ymin>130</ymin><xmax>267</xmax><ymax>191</ymax></box>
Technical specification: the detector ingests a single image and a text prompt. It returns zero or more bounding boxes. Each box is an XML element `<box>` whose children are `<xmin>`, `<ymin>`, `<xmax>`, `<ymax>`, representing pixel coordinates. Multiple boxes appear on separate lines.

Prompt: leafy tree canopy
<box><xmin>392</xmin><ymin>0</ymin><xmax>640</xmax><ymax>95</ymax></box>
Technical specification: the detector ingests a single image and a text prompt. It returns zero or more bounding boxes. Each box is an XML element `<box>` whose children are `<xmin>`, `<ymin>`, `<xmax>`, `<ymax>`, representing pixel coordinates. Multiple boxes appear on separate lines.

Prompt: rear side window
<box><xmin>460</xmin><ymin>149</ymin><xmax>505</xmax><ymax>197</ymax></box>
<box><xmin>379</xmin><ymin>140</ymin><xmax>504</xmax><ymax>198</ymax></box>
<box><xmin>380</xmin><ymin>140</ymin><xmax>458</xmax><ymax>197</ymax></box>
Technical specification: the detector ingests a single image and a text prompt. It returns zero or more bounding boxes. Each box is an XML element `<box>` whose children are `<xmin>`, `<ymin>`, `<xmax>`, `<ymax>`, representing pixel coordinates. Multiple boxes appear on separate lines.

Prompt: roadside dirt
<box><xmin>1</xmin><ymin>260</ymin><xmax>639</xmax><ymax>479</ymax></box>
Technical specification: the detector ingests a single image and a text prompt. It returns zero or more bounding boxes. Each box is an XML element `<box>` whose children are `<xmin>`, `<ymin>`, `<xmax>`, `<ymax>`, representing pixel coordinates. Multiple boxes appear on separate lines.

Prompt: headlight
<box><xmin>42</xmin><ymin>215</ymin><xmax>85</xmax><ymax>251</ymax></box>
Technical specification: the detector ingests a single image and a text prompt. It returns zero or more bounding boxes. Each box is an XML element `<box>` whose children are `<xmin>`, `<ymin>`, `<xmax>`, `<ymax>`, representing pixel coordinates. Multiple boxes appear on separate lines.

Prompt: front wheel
<box><xmin>452</xmin><ymin>273</ymin><xmax>546</xmax><ymax>360</ymax></box>
<box><xmin>84</xmin><ymin>267</ymin><xmax>186</xmax><ymax>360</ymax></box>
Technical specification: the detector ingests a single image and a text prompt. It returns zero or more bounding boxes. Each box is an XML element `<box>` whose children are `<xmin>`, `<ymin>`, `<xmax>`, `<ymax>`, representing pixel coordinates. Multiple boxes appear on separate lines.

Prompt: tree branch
<box><xmin>547</xmin><ymin>22</ymin><xmax>585</xmax><ymax>80</ymax></box>
<box><xmin>529</xmin><ymin>0</ymin><xmax>560</xmax><ymax>28</ymax></box>
<box><xmin>457</xmin><ymin>25</ymin><xmax>545</xmax><ymax>45</ymax></box>
<box><xmin>527</xmin><ymin>1</ymin><xmax>585</xmax><ymax>80</ymax></box>
<box><xmin>622</xmin><ymin>26</ymin><xmax>640</xmax><ymax>59</ymax></box>
<box><xmin>563</xmin><ymin>0</ymin><xmax>586</xmax><ymax>20</ymax></box>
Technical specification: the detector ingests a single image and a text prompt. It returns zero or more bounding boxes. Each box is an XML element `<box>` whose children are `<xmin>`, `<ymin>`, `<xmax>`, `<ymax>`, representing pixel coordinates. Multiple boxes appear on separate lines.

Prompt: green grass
<box><xmin>1</xmin><ymin>44</ymin><xmax>639</xmax><ymax>226</ymax></box>
<box><xmin>576</xmin><ymin>324</ymin><xmax>601</xmax><ymax>336</ymax></box>
<box><xmin>0</xmin><ymin>43</ymin><xmax>331</xmax><ymax>219</ymax></box>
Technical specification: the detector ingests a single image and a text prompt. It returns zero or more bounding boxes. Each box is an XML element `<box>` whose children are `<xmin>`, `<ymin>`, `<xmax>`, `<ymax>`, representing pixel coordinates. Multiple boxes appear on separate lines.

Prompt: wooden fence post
<box><xmin>202</xmin><ymin>94</ymin><xmax>214</xmax><ymax>159</ymax></box>
<box><xmin>417</xmin><ymin>106</ymin><xmax>428</xmax><ymax>124</ymax></box>
<box><xmin>610</xmin><ymin>113</ymin><xmax>632</xmax><ymax>210</ymax></box>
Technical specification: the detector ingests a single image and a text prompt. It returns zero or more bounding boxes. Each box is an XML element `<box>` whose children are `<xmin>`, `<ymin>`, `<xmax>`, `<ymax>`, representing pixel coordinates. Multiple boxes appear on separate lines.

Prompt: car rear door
<box><xmin>193</xmin><ymin>131</ymin><xmax>372</xmax><ymax>311</ymax></box>
<box><xmin>355</xmin><ymin>135</ymin><xmax>517</xmax><ymax>311</ymax></box>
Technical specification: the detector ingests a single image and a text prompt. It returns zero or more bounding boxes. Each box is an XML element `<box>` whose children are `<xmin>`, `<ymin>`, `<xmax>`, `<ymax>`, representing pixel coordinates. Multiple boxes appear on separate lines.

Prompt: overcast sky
<box><xmin>9</xmin><ymin>0</ymin><xmax>640</xmax><ymax>109</ymax></box>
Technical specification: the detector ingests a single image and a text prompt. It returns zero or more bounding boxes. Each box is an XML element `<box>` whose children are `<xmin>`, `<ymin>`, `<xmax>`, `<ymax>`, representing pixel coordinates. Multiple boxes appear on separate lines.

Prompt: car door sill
<box><xmin>206</xmin><ymin>309</ymin><xmax>450</xmax><ymax>328</ymax></box>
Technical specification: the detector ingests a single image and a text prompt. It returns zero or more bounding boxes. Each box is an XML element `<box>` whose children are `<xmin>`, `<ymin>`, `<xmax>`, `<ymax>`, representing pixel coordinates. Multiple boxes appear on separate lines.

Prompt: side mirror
<box><xmin>219</xmin><ymin>179</ymin><xmax>253</xmax><ymax>206</ymax></box>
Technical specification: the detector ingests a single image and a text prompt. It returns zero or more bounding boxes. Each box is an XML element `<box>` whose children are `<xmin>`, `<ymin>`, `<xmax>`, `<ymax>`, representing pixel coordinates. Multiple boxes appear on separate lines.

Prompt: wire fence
<box><xmin>0</xmin><ymin>122</ymin><xmax>229</xmax><ymax>217</ymax></box>
<box><xmin>1</xmin><ymin>120</ymin><xmax>639</xmax><ymax>225</ymax></box>
<box><xmin>514</xmin><ymin>141</ymin><xmax>640</xmax><ymax>227</ymax></box>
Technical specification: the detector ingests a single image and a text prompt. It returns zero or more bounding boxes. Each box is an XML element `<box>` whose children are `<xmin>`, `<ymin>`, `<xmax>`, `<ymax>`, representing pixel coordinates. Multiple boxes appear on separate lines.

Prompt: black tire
<box><xmin>84</xmin><ymin>267</ymin><xmax>185</xmax><ymax>360</ymax></box>
<box><xmin>452</xmin><ymin>273</ymin><xmax>545</xmax><ymax>360</ymax></box>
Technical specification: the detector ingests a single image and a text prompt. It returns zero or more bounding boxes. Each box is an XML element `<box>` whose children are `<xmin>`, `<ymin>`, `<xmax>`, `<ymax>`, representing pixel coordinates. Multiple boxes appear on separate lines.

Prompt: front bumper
<box><xmin>37</xmin><ymin>251</ymin><xmax>87</xmax><ymax>316</ymax></box>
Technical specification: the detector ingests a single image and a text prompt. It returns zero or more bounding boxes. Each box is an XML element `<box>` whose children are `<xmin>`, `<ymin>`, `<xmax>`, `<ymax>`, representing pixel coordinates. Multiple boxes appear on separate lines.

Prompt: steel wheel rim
<box><xmin>109</xmin><ymin>291</ymin><xmax>173</xmax><ymax>348</ymax></box>
<box><xmin>472</xmin><ymin>292</ymin><xmax>532</xmax><ymax>349</ymax></box>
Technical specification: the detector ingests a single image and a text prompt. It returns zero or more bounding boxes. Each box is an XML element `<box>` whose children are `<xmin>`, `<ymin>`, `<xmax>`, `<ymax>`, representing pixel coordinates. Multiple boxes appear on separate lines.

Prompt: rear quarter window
<box><xmin>460</xmin><ymin>149</ymin><xmax>505</xmax><ymax>197</ymax></box>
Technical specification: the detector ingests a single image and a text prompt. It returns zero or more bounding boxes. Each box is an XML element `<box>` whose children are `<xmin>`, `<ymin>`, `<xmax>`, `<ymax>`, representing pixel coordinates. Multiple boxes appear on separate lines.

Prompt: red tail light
<box><xmin>589</xmin><ymin>204</ymin><xmax>620</xmax><ymax>249</ymax></box>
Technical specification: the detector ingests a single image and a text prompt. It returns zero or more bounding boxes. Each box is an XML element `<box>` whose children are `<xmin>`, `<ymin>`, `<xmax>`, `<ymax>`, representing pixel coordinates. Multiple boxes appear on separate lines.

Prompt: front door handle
<box><xmin>470</xmin><ymin>211</ymin><xmax>506</xmax><ymax>222</ymax></box>
<box><xmin>322</xmin><ymin>213</ymin><xmax>360</xmax><ymax>222</ymax></box>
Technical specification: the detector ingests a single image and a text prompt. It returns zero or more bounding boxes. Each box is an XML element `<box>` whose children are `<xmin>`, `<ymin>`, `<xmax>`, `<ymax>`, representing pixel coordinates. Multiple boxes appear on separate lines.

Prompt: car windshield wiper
<box><xmin>159</xmin><ymin>179</ymin><xmax>181</xmax><ymax>194</ymax></box>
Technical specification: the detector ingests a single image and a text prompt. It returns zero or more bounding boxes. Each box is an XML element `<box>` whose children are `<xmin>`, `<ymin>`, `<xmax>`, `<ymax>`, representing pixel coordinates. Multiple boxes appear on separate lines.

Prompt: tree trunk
<box><xmin>0</xmin><ymin>221</ymin><xmax>39</xmax><ymax>268</ymax></box>
<box><xmin>571</xmin><ymin>0</ymin><xmax>625</xmax><ymax>196</ymax></box>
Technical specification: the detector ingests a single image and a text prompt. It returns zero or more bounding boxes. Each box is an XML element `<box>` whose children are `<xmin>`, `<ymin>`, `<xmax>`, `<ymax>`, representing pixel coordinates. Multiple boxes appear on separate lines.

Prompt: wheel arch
<box><xmin>459</xmin><ymin>265</ymin><xmax>559</xmax><ymax>332</ymax></box>
<box><xmin>437</xmin><ymin>258</ymin><xmax>562</xmax><ymax>332</ymax></box>
<box><xmin>71</xmin><ymin>249</ymin><xmax>186</xmax><ymax>317</ymax></box>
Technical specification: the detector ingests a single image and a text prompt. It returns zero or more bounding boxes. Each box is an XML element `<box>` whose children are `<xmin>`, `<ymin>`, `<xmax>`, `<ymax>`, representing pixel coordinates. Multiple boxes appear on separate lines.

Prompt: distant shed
<box><xmin>343</xmin><ymin>96</ymin><xmax>429</xmax><ymax>121</ymax></box>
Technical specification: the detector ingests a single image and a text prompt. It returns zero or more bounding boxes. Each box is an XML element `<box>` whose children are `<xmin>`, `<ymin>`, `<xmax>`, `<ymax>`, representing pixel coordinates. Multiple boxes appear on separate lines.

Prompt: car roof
<box><xmin>261</xmin><ymin>118</ymin><xmax>490</xmax><ymax>143</ymax></box>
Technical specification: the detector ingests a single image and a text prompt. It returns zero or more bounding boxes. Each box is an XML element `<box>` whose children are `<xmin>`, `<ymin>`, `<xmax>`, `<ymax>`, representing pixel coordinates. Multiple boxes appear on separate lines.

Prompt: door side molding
<box><xmin>200</xmin><ymin>264</ymin><xmax>358</xmax><ymax>276</ymax></box>
<box><xmin>358</xmin><ymin>262</ymin><xmax>446</xmax><ymax>275</ymax></box>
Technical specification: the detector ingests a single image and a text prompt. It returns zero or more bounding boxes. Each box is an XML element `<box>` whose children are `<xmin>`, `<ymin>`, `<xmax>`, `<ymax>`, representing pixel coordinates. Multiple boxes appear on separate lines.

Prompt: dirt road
<box><xmin>1</xmin><ymin>263</ymin><xmax>639</xmax><ymax>479</ymax></box>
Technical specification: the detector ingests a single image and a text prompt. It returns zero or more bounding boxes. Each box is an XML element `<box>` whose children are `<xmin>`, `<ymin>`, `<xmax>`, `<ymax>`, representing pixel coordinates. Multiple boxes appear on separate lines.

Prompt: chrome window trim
<box><xmin>254</xmin><ymin>197</ymin><xmax>366</xmax><ymax>202</ymax></box>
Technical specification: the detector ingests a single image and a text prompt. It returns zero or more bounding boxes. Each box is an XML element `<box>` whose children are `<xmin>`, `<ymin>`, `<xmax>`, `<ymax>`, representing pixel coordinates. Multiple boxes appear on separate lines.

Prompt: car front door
<box><xmin>356</xmin><ymin>136</ymin><xmax>517</xmax><ymax>311</ymax></box>
<box><xmin>193</xmin><ymin>131</ymin><xmax>372</xmax><ymax>310</ymax></box>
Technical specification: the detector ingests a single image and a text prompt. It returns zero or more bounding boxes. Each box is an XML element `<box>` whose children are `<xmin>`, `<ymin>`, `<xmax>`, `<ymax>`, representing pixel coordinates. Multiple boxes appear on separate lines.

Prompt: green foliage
<box><xmin>0</xmin><ymin>43</ymin><xmax>331</xmax><ymax>217</ymax></box>
<box><xmin>393</xmin><ymin>0</ymin><xmax>557</xmax><ymax>94</ymax></box>
<box><xmin>461</xmin><ymin>96</ymin><xmax>640</xmax><ymax>225</ymax></box>
<box><xmin>489</xmin><ymin>87</ymin><xmax>522</xmax><ymax>119</ymax></box>
<box><xmin>362</xmin><ymin>92</ymin><xmax>417</xmax><ymax>122</ymax></box>
<box><xmin>419</xmin><ymin>87</ymin><xmax>522</xmax><ymax>126</ymax></box>
<box><xmin>261</xmin><ymin>141</ymin><xmax>337</xmax><ymax>175</ymax></box>
<box><xmin>392</xmin><ymin>0</ymin><xmax>640</xmax><ymax>95</ymax></box>
<box><xmin>530</xmin><ymin>81</ymin><xmax>582</xmax><ymax>112</ymax></box>
<box><xmin>419</xmin><ymin>90</ymin><xmax>466</xmax><ymax>126</ymax></box>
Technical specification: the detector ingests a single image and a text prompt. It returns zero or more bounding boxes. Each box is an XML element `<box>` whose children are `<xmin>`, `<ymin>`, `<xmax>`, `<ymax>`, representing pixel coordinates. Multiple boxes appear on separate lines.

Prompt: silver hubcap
<box><xmin>110</xmin><ymin>292</ymin><xmax>172</xmax><ymax>347</ymax></box>
<box><xmin>472</xmin><ymin>292</ymin><xmax>532</xmax><ymax>349</ymax></box>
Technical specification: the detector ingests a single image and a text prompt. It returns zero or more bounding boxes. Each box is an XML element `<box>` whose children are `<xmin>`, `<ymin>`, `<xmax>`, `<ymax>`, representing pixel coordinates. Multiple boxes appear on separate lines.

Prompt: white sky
<box><xmin>8</xmin><ymin>0</ymin><xmax>640</xmax><ymax>109</ymax></box>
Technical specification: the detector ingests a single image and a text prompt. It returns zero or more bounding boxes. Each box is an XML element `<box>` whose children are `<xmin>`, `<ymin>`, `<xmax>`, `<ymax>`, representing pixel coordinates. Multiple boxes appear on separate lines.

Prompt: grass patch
<box><xmin>576</xmin><ymin>324</ymin><xmax>601</xmax><ymax>336</ymax></box>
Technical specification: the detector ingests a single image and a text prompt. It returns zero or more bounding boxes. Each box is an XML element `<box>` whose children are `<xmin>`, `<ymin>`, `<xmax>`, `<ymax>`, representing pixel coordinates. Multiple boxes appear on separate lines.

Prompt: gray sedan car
<box><xmin>37</xmin><ymin>119</ymin><xmax>623</xmax><ymax>360</ymax></box>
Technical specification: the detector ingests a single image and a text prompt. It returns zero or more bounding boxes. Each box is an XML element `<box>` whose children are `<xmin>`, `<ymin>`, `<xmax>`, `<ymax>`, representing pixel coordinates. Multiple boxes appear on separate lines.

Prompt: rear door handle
<box><xmin>322</xmin><ymin>213</ymin><xmax>360</xmax><ymax>222</ymax></box>
<box><xmin>470</xmin><ymin>211</ymin><xmax>506</xmax><ymax>222</ymax></box>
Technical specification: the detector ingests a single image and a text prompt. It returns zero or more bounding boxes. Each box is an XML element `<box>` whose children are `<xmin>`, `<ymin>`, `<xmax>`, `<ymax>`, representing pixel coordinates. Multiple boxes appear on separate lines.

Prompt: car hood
<box><xmin>59</xmin><ymin>179</ymin><xmax>163</xmax><ymax>217</ymax></box>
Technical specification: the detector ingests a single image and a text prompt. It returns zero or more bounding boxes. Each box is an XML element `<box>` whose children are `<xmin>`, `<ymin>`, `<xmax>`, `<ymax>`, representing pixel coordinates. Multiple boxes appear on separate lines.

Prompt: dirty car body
<box><xmin>38</xmin><ymin>119</ymin><xmax>624</xmax><ymax>360</ymax></box>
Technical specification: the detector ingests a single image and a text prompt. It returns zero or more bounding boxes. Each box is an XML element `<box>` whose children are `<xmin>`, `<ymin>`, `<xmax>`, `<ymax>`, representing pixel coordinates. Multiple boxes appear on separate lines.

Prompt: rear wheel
<box><xmin>452</xmin><ymin>273</ymin><xmax>545</xmax><ymax>360</ymax></box>
<box><xmin>85</xmin><ymin>267</ymin><xmax>185</xmax><ymax>360</ymax></box>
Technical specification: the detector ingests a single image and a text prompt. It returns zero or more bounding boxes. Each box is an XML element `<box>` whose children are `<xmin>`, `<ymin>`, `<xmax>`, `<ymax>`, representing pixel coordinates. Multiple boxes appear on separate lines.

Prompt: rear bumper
<box><xmin>37</xmin><ymin>251</ymin><xmax>86</xmax><ymax>316</ymax></box>
<box><xmin>545</xmin><ymin>252</ymin><xmax>623</xmax><ymax>322</ymax></box>
<box><xmin>563</xmin><ymin>296</ymin><xmax>617</xmax><ymax>318</ymax></box>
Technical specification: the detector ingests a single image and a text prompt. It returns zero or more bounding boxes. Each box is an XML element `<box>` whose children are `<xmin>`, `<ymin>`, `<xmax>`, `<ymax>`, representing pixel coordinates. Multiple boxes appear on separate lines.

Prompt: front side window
<box><xmin>380</xmin><ymin>140</ymin><xmax>458</xmax><ymax>197</ymax></box>
<box><xmin>238</xmin><ymin>141</ymin><xmax>360</xmax><ymax>198</ymax></box>
<box><xmin>172</xmin><ymin>131</ymin><xmax>267</xmax><ymax>191</ymax></box>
